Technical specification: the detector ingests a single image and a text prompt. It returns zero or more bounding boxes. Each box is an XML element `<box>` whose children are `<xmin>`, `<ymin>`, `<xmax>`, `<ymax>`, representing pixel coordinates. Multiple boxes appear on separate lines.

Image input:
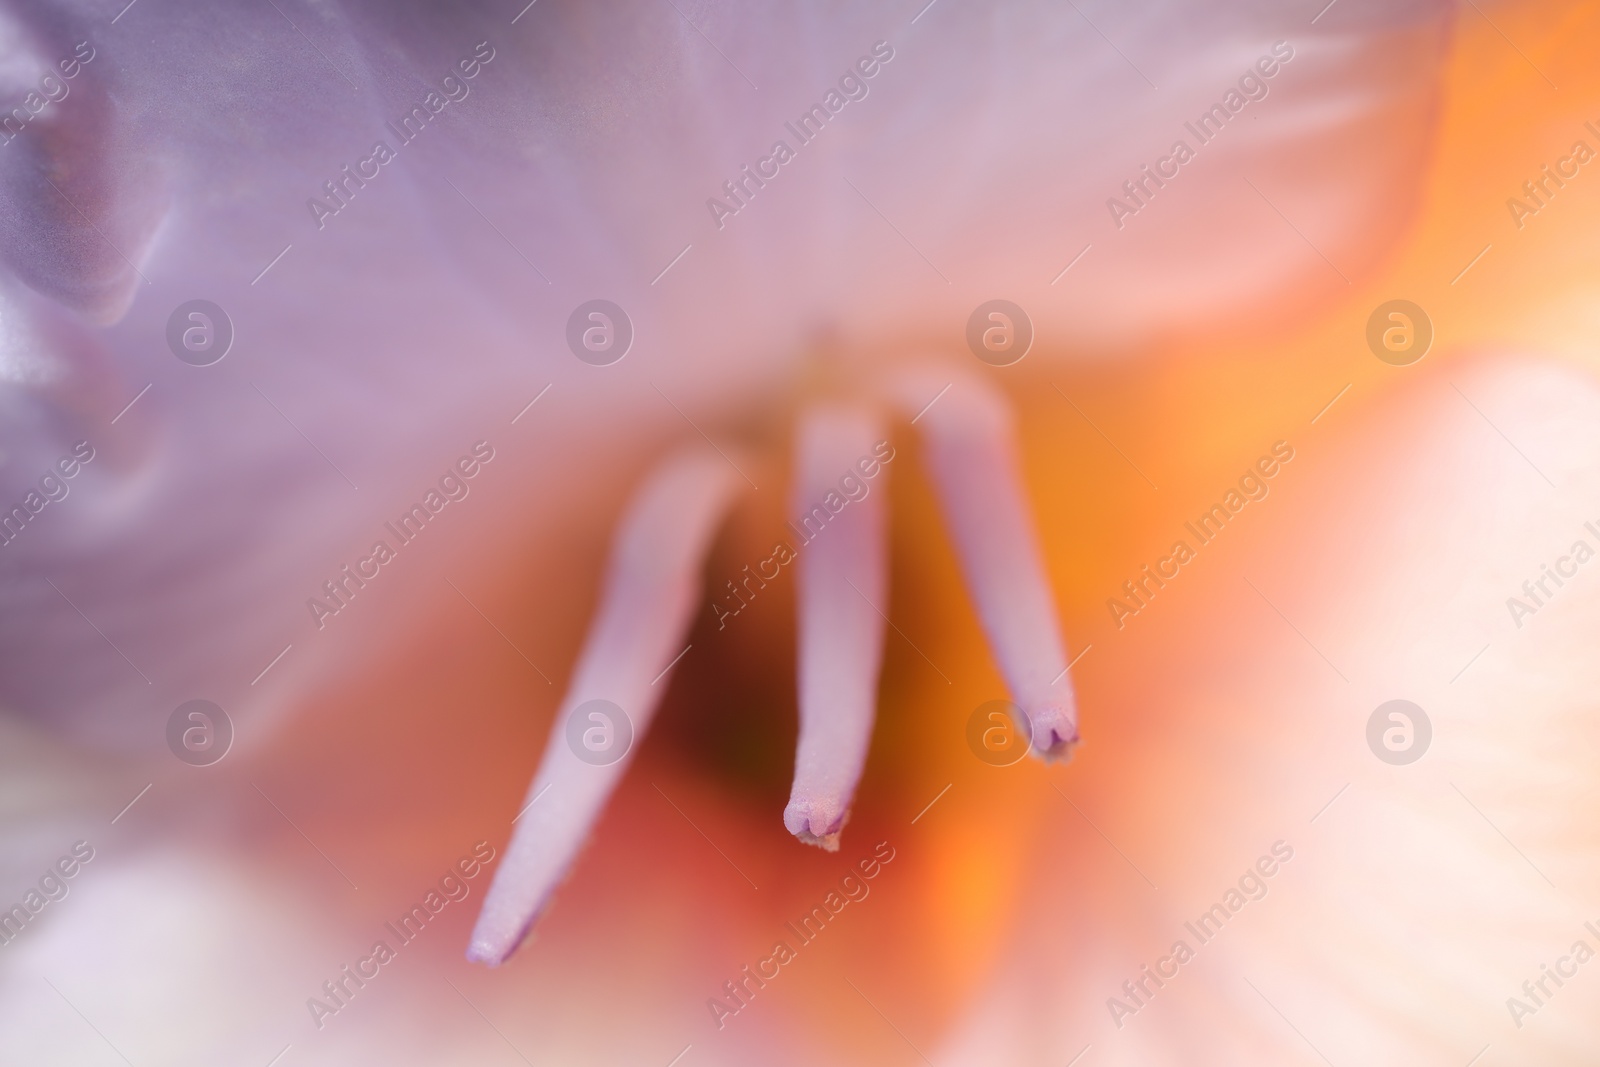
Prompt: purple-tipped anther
<box><xmin>467</xmin><ymin>449</ymin><xmax>744</xmax><ymax>965</ymax></box>
<box><xmin>887</xmin><ymin>366</ymin><xmax>1079</xmax><ymax>761</ymax></box>
<box><xmin>782</xmin><ymin>404</ymin><xmax>890</xmax><ymax>851</ymax></box>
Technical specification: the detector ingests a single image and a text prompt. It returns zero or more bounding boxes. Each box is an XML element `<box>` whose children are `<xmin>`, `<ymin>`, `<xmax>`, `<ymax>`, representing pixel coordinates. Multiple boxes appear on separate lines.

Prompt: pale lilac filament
<box><xmin>783</xmin><ymin>404</ymin><xmax>889</xmax><ymax>850</ymax></box>
<box><xmin>889</xmin><ymin>368</ymin><xmax>1078</xmax><ymax>759</ymax></box>
<box><xmin>467</xmin><ymin>449</ymin><xmax>743</xmax><ymax>965</ymax></box>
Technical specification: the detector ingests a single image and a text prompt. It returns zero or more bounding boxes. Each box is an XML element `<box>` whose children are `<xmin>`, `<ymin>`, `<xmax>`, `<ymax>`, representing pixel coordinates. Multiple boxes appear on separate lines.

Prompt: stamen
<box><xmin>887</xmin><ymin>368</ymin><xmax>1079</xmax><ymax>760</ymax></box>
<box><xmin>783</xmin><ymin>405</ymin><xmax>889</xmax><ymax>851</ymax></box>
<box><xmin>467</xmin><ymin>449</ymin><xmax>744</xmax><ymax>965</ymax></box>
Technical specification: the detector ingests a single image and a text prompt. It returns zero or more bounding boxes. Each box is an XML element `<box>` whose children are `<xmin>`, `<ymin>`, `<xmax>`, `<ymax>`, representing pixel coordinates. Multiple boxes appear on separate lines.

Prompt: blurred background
<box><xmin>2</xmin><ymin>0</ymin><xmax>1600</xmax><ymax>1063</ymax></box>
